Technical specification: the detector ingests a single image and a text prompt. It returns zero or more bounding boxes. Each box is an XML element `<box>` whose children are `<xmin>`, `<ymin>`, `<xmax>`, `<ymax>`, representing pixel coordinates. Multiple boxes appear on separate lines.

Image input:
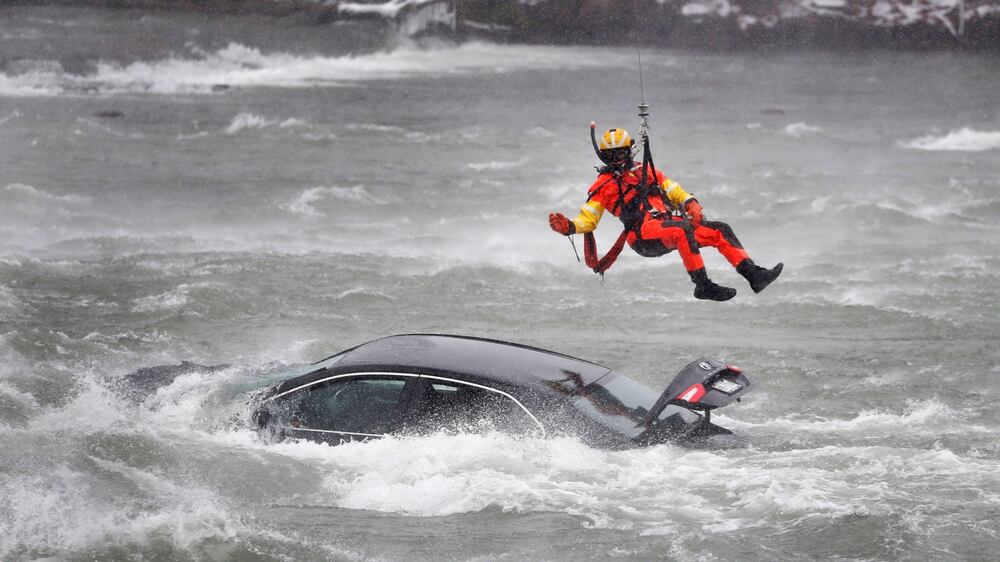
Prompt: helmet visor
<box><xmin>603</xmin><ymin>147</ymin><xmax>632</xmax><ymax>165</ymax></box>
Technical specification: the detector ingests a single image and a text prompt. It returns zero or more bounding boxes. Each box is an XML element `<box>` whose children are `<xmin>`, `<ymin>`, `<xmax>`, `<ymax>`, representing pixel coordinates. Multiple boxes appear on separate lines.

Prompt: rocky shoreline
<box><xmin>465</xmin><ymin>0</ymin><xmax>1000</xmax><ymax>50</ymax></box>
<box><xmin>5</xmin><ymin>0</ymin><xmax>998</xmax><ymax>49</ymax></box>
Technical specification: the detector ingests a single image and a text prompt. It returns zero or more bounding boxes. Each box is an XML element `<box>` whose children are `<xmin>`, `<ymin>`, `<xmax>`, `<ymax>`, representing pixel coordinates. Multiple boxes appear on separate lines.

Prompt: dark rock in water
<box><xmin>762</xmin><ymin>108</ymin><xmax>786</xmax><ymax>115</ymax></box>
<box><xmin>94</xmin><ymin>110</ymin><xmax>124</xmax><ymax>118</ymax></box>
<box><xmin>211</xmin><ymin>84</ymin><xmax>231</xmax><ymax>92</ymax></box>
<box><xmin>114</xmin><ymin>361</ymin><xmax>229</xmax><ymax>404</ymax></box>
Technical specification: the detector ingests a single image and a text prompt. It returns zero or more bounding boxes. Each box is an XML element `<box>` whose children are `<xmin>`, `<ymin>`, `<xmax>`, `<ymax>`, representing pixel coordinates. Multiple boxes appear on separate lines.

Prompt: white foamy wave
<box><xmin>525</xmin><ymin>126</ymin><xmax>556</xmax><ymax>138</ymax></box>
<box><xmin>223</xmin><ymin>113</ymin><xmax>309</xmax><ymax>134</ymax></box>
<box><xmin>465</xmin><ymin>158</ymin><xmax>529</xmax><ymax>171</ymax></box>
<box><xmin>335</xmin><ymin>287</ymin><xmax>395</xmax><ymax>300</ymax></box>
<box><xmin>268</xmin><ymin>433</ymin><xmax>705</xmax><ymax>525</ymax></box>
<box><xmin>0</xmin><ymin>285</ymin><xmax>20</xmax><ymax>311</ymax></box>
<box><xmin>177</xmin><ymin>131</ymin><xmax>210</xmax><ymax>140</ymax></box>
<box><xmin>902</xmin><ymin>128</ymin><xmax>1000</xmax><ymax>152</ymax></box>
<box><xmin>131</xmin><ymin>282</ymin><xmax>223</xmax><ymax>313</ymax></box>
<box><xmin>0</xmin><ymin>463</ymin><xmax>254</xmax><ymax>558</ymax></box>
<box><xmin>224</xmin><ymin>112</ymin><xmax>275</xmax><ymax>134</ymax></box>
<box><xmin>2</xmin><ymin>183</ymin><xmax>94</xmax><ymax>231</ymax></box>
<box><xmin>0</xmin><ymin>60</ymin><xmax>65</xmax><ymax>97</ymax></box>
<box><xmin>301</xmin><ymin>132</ymin><xmax>339</xmax><ymax>142</ymax></box>
<box><xmin>0</xmin><ymin>381</ymin><xmax>39</xmax><ymax>411</ymax></box>
<box><xmin>13</xmin><ymin>356</ymin><xmax>999</xmax><ymax>548</ymax></box>
<box><xmin>82</xmin><ymin>329</ymin><xmax>173</xmax><ymax>349</ymax></box>
<box><xmin>132</xmin><ymin>289</ymin><xmax>190</xmax><ymax>313</ymax></box>
<box><xmin>783</xmin><ymin>122</ymin><xmax>822</xmax><ymax>137</ymax></box>
<box><xmin>347</xmin><ymin>123</ymin><xmax>405</xmax><ymax>133</ymax></box>
<box><xmin>540</xmin><ymin>182</ymin><xmax>580</xmax><ymax>205</ymax></box>
<box><xmin>345</xmin><ymin>122</ymin><xmax>439</xmax><ymax>142</ymax></box>
<box><xmin>26</xmin><ymin>376</ymin><xmax>129</xmax><ymax>432</ymax></box>
<box><xmin>704</xmin><ymin>183</ymin><xmax>744</xmax><ymax>197</ymax></box>
<box><xmin>1</xmin><ymin>42</ymin><xmax>617</xmax><ymax>97</ymax></box>
<box><xmin>875</xmin><ymin>198</ymin><xmax>966</xmax><ymax>223</ymax></box>
<box><xmin>76</xmin><ymin>117</ymin><xmax>144</xmax><ymax>139</ymax></box>
<box><xmin>4</xmin><ymin>183</ymin><xmax>90</xmax><ymax>205</ymax></box>
<box><xmin>283</xmin><ymin>185</ymin><xmax>387</xmax><ymax>216</ymax></box>
<box><xmin>139</xmin><ymin>368</ymin><xmax>244</xmax><ymax>427</ymax></box>
<box><xmin>723</xmin><ymin>400</ymin><xmax>972</xmax><ymax>435</ymax></box>
<box><xmin>278</xmin><ymin>117</ymin><xmax>309</xmax><ymax>128</ymax></box>
<box><xmin>251</xmin><ymin>431</ymin><xmax>999</xmax><ymax>533</ymax></box>
<box><xmin>0</xmin><ymin>110</ymin><xmax>21</xmax><ymax>125</ymax></box>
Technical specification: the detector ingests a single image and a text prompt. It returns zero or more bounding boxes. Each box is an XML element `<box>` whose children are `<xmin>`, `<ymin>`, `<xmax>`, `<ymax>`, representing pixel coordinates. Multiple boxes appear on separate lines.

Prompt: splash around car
<box><xmin>250</xmin><ymin>334</ymin><xmax>753</xmax><ymax>448</ymax></box>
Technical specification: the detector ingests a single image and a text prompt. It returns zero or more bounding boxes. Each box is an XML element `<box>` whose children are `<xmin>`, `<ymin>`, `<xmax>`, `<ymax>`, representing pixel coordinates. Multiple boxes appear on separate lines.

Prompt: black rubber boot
<box><xmin>689</xmin><ymin>268</ymin><xmax>736</xmax><ymax>302</ymax></box>
<box><xmin>736</xmin><ymin>259</ymin><xmax>784</xmax><ymax>294</ymax></box>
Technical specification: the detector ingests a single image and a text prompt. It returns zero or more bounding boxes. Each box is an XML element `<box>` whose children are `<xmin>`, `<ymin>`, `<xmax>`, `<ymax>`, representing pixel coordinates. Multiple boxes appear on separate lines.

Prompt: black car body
<box><xmin>251</xmin><ymin>334</ymin><xmax>753</xmax><ymax>448</ymax></box>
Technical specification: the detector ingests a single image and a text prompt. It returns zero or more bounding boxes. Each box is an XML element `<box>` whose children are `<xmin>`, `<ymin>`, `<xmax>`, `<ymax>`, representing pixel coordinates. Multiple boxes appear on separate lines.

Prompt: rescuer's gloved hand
<box><xmin>549</xmin><ymin>212</ymin><xmax>575</xmax><ymax>235</ymax></box>
<box><xmin>685</xmin><ymin>200</ymin><xmax>704</xmax><ymax>226</ymax></box>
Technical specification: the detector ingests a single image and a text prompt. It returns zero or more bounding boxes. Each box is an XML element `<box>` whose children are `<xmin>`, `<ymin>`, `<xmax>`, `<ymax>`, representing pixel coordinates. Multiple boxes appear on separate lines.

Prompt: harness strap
<box><xmin>581</xmin><ymin>137</ymin><xmax>665</xmax><ymax>276</ymax></box>
<box><xmin>583</xmin><ymin>230</ymin><xmax>629</xmax><ymax>274</ymax></box>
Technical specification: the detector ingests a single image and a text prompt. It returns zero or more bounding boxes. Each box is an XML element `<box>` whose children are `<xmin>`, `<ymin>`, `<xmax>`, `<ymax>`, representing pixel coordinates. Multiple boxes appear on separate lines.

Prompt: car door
<box><xmin>401</xmin><ymin>376</ymin><xmax>545</xmax><ymax>437</ymax></box>
<box><xmin>269</xmin><ymin>373</ymin><xmax>417</xmax><ymax>445</ymax></box>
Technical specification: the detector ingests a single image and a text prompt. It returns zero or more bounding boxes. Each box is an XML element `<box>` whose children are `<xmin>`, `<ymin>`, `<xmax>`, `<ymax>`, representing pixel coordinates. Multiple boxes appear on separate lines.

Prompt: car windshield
<box><xmin>573</xmin><ymin>372</ymin><xmax>694</xmax><ymax>438</ymax></box>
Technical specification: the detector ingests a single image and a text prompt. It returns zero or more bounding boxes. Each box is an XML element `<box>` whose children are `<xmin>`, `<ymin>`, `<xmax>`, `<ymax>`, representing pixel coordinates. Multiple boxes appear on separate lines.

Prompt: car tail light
<box><xmin>676</xmin><ymin>383</ymin><xmax>705</xmax><ymax>403</ymax></box>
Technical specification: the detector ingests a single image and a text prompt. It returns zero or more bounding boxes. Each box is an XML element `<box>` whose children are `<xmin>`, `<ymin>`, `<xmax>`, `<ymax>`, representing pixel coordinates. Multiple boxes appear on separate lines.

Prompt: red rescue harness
<box><xmin>582</xmin><ymin>163</ymin><xmax>666</xmax><ymax>275</ymax></box>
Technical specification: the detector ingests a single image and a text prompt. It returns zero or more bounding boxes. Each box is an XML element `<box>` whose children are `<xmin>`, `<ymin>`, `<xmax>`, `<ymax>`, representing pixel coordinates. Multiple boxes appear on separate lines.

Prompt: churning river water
<box><xmin>2</xmin><ymin>5</ymin><xmax>1000</xmax><ymax>561</ymax></box>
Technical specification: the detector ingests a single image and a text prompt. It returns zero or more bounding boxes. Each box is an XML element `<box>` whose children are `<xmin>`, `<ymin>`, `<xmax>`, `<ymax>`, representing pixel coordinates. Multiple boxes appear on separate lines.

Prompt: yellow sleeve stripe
<box><xmin>571</xmin><ymin>200</ymin><xmax>605</xmax><ymax>234</ymax></box>
<box><xmin>580</xmin><ymin>201</ymin><xmax>603</xmax><ymax>216</ymax></box>
<box><xmin>661</xmin><ymin>178</ymin><xmax>692</xmax><ymax>209</ymax></box>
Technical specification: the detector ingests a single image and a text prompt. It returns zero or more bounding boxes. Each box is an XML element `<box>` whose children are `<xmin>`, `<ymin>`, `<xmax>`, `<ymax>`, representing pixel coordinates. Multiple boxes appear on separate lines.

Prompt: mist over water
<box><xmin>2</xmin><ymin>5</ymin><xmax>1000</xmax><ymax>561</ymax></box>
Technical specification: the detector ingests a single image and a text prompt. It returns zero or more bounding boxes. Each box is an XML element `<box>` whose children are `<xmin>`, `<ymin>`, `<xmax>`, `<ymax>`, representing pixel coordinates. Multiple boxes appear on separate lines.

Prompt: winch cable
<box><xmin>636</xmin><ymin>43</ymin><xmax>654</xmax><ymax>200</ymax></box>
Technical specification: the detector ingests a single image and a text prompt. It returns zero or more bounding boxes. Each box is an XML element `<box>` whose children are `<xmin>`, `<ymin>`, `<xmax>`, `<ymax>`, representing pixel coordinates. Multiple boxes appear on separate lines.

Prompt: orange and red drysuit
<box><xmin>570</xmin><ymin>161</ymin><xmax>749</xmax><ymax>272</ymax></box>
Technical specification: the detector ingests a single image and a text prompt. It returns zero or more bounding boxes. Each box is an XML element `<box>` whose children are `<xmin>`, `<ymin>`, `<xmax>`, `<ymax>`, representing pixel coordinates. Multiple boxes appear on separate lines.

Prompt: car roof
<box><xmin>319</xmin><ymin>334</ymin><xmax>612</xmax><ymax>394</ymax></box>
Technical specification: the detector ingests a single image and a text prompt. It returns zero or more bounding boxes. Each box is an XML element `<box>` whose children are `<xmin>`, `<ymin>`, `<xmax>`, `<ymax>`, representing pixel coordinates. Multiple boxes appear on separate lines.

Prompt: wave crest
<box><xmin>1</xmin><ymin>42</ymin><xmax>616</xmax><ymax>97</ymax></box>
<box><xmin>283</xmin><ymin>185</ymin><xmax>389</xmax><ymax>217</ymax></box>
<box><xmin>465</xmin><ymin>158</ymin><xmax>529</xmax><ymax>171</ymax></box>
<box><xmin>224</xmin><ymin>113</ymin><xmax>275</xmax><ymax>134</ymax></box>
<box><xmin>783</xmin><ymin>122</ymin><xmax>822</xmax><ymax>137</ymax></box>
<box><xmin>902</xmin><ymin>128</ymin><xmax>1000</xmax><ymax>152</ymax></box>
<box><xmin>4</xmin><ymin>183</ymin><xmax>90</xmax><ymax>205</ymax></box>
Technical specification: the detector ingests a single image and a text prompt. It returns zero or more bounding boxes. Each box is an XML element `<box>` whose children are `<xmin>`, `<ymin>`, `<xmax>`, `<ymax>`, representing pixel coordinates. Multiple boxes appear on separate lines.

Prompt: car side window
<box><xmin>407</xmin><ymin>380</ymin><xmax>540</xmax><ymax>435</ymax></box>
<box><xmin>275</xmin><ymin>376</ymin><xmax>409</xmax><ymax>435</ymax></box>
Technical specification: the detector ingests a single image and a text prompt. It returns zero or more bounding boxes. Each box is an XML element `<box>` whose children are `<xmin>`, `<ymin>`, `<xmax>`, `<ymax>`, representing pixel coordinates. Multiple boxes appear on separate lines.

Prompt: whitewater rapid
<box><xmin>2</xmin><ymin>5</ymin><xmax>1000</xmax><ymax>560</ymax></box>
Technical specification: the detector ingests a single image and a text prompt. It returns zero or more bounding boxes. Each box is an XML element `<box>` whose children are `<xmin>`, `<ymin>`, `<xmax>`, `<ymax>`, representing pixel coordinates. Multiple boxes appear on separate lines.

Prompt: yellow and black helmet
<box><xmin>597</xmin><ymin>128</ymin><xmax>635</xmax><ymax>168</ymax></box>
<box><xmin>598</xmin><ymin>128</ymin><xmax>633</xmax><ymax>151</ymax></box>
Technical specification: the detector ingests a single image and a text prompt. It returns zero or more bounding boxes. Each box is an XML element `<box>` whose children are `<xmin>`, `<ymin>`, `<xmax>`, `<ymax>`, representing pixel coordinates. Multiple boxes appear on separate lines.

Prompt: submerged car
<box><xmin>251</xmin><ymin>334</ymin><xmax>753</xmax><ymax>448</ymax></box>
